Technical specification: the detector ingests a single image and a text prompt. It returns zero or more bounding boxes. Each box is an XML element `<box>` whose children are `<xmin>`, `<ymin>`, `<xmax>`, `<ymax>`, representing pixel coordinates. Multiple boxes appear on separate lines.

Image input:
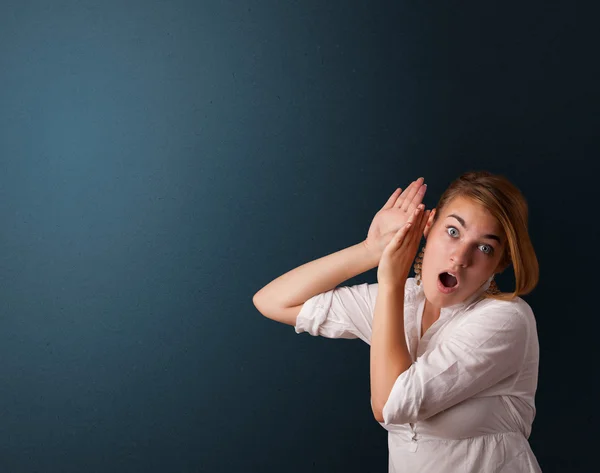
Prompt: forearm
<box><xmin>253</xmin><ymin>241</ymin><xmax>379</xmax><ymax>309</ymax></box>
<box><xmin>370</xmin><ymin>283</ymin><xmax>412</xmax><ymax>421</ymax></box>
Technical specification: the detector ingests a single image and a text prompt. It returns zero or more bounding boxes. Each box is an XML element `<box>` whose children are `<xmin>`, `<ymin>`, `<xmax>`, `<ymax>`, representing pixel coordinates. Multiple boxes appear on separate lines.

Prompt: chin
<box><xmin>422</xmin><ymin>278</ymin><xmax>459</xmax><ymax>308</ymax></box>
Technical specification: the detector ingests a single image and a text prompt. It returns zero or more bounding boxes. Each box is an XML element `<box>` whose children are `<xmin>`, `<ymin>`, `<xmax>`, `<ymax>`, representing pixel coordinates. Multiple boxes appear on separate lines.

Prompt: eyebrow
<box><xmin>447</xmin><ymin>214</ymin><xmax>502</xmax><ymax>243</ymax></box>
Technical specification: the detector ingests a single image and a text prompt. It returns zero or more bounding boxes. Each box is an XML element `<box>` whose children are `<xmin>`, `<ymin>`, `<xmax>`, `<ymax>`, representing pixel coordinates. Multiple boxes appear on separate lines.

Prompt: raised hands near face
<box><xmin>365</xmin><ymin>177</ymin><xmax>436</xmax><ymax>258</ymax></box>
<box><xmin>377</xmin><ymin>203</ymin><xmax>430</xmax><ymax>289</ymax></box>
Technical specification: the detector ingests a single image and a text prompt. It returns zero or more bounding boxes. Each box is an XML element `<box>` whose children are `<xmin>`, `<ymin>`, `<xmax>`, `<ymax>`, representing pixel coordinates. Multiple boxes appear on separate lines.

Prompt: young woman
<box><xmin>253</xmin><ymin>171</ymin><xmax>542</xmax><ymax>472</ymax></box>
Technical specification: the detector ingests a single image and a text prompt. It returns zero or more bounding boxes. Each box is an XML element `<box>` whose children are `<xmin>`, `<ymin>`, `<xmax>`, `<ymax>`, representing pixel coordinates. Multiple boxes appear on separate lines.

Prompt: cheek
<box><xmin>465</xmin><ymin>256</ymin><xmax>499</xmax><ymax>286</ymax></box>
<box><xmin>422</xmin><ymin>243</ymin><xmax>441</xmax><ymax>277</ymax></box>
<box><xmin>424</xmin><ymin>235</ymin><xmax>445</xmax><ymax>259</ymax></box>
<box><xmin>476</xmin><ymin>251</ymin><xmax>500</xmax><ymax>271</ymax></box>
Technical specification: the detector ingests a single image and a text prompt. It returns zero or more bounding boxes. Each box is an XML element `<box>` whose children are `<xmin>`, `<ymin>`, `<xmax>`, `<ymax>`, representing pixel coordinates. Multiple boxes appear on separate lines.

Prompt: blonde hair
<box><xmin>433</xmin><ymin>171</ymin><xmax>539</xmax><ymax>301</ymax></box>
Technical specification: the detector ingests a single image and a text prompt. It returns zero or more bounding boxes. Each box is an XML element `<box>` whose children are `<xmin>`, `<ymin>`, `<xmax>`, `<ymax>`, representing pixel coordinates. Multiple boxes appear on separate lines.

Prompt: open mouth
<box><xmin>438</xmin><ymin>272</ymin><xmax>459</xmax><ymax>289</ymax></box>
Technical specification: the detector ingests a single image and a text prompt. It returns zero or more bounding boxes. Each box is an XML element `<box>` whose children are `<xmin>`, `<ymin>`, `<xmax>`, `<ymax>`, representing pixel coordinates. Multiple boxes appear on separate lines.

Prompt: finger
<box><xmin>403</xmin><ymin>206</ymin><xmax>427</xmax><ymax>247</ymax></box>
<box><xmin>400</xmin><ymin>178</ymin><xmax>425</xmax><ymax>212</ymax></box>
<box><xmin>381</xmin><ymin>187</ymin><xmax>403</xmax><ymax>211</ymax></box>
<box><xmin>388</xmin><ymin>220</ymin><xmax>413</xmax><ymax>249</ymax></box>
<box><xmin>419</xmin><ymin>209</ymin><xmax>430</xmax><ymax>234</ymax></box>
<box><xmin>424</xmin><ymin>209</ymin><xmax>431</xmax><ymax>226</ymax></box>
<box><xmin>393</xmin><ymin>222</ymin><xmax>414</xmax><ymax>246</ymax></box>
<box><xmin>392</xmin><ymin>205</ymin><xmax>425</xmax><ymax>251</ymax></box>
<box><xmin>426</xmin><ymin>208</ymin><xmax>436</xmax><ymax>225</ymax></box>
<box><xmin>415</xmin><ymin>206</ymin><xmax>428</xmax><ymax>237</ymax></box>
<box><xmin>406</xmin><ymin>183</ymin><xmax>427</xmax><ymax>214</ymax></box>
<box><xmin>393</xmin><ymin>179</ymin><xmax>418</xmax><ymax>208</ymax></box>
<box><xmin>406</xmin><ymin>203</ymin><xmax>423</xmax><ymax>225</ymax></box>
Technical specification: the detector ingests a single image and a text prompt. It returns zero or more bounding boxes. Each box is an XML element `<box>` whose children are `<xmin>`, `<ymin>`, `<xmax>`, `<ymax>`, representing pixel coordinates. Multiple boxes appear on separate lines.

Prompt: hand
<box><xmin>364</xmin><ymin>177</ymin><xmax>436</xmax><ymax>260</ymax></box>
<box><xmin>377</xmin><ymin>204</ymin><xmax>430</xmax><ymax>288</ymax></box>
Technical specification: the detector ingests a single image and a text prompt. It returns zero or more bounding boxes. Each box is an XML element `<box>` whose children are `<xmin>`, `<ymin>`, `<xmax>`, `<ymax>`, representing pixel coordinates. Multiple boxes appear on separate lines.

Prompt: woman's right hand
<box><xmin>364</xmin><ymin>177</ymin><xmax>435</xmax><ymax>260</ymax></box>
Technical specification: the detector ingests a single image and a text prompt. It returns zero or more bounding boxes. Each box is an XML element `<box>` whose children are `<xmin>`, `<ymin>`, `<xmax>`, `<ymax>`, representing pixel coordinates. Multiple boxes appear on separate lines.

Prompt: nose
<box><xmin>450</xmin><ymin>244</ymin><xmax>472</xmax><ymax>268</ymax></box>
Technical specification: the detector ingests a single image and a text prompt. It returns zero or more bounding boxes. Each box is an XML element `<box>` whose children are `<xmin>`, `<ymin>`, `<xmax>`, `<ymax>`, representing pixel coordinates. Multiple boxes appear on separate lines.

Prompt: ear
<box><xmin>423</xmin><ymin>208</ymin><xmax>436</xmax><ymax>239</ymax></box>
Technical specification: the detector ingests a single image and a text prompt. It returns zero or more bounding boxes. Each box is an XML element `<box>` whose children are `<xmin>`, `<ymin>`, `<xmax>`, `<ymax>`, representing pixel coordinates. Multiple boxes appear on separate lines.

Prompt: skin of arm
<box><xmin>253</xmin><ymin>241</ymin><xmax>379</xmax><ymax>313</ymax></box>
<box><xmin>370</xmin><ymin>282</ymin><xmax>413</xmax><ymax>423</ymax></box>
<box><xmin>370</xmin><ymin>205</ymin><xmax>430</xmax><ymax>422</ymax></box>
<box><xmin>254</xmin><ymin>179</ymin><xmax>429</xmax><ymax>313</ymax></box>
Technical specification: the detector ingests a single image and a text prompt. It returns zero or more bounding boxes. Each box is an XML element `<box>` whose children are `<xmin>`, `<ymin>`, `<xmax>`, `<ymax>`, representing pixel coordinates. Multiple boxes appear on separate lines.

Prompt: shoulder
<box><xmin>474</xmin><ymin>295</ymin><xmax>534</xmax><ymax>318</ymax></box>
<box><xmin>467</xmin><ymin>295</ymin><xmax>536</xmax><ymax>332</ymax></box>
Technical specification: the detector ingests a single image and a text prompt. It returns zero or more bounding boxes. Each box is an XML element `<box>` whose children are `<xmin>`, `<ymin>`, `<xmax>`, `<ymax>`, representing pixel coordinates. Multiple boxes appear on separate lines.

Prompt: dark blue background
<box><xmin>0</xmin><ymin>1</ymin><xmax>597</xmax><ymax>472</ymax></box>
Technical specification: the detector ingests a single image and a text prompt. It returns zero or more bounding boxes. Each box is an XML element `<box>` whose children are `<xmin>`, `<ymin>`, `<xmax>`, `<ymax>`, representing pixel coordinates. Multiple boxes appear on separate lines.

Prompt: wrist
<box><xmin>362</xmin><ymin>240</ymin><xmax>381</xmax><ymax>267</ymax></box>
<box><xmin>379</xmin><ymin>279</ymin><xmax>407</xmax><ymax>293</ymax></box>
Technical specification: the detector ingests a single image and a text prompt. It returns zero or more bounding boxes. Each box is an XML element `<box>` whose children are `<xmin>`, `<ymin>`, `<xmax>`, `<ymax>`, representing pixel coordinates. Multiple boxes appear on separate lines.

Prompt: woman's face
<box><xmin>422</xmin><ymin>195</ymin><xmax>506</xmax><ymax>309</ymax></box>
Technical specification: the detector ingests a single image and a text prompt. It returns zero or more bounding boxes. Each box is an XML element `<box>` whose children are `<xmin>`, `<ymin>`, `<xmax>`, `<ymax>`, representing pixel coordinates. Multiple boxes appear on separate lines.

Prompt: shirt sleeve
<box><xmin>382</xmin><ymin>302</ymin><xmax>530</xmax><ymax>425</ymax></box>
<box><xmin>294</xmin><ymin>283</ymin><xmax>376</xmax><ymax>345</ymax></box>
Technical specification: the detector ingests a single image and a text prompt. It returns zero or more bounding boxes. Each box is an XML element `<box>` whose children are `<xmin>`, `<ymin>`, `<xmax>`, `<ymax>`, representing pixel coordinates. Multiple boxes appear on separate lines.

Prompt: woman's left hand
<box><xmin>377</xmin><ymin>204</ymin><xmax>430</xmax><ymax>288</ymax></box>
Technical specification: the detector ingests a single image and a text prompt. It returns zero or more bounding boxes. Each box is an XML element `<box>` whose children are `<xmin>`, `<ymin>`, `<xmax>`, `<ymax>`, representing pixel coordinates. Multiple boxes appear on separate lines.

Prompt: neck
<box><xmin>423</xmin><ymin>299</ymin><xmax>441</xmax><ymax>319</ymax></box>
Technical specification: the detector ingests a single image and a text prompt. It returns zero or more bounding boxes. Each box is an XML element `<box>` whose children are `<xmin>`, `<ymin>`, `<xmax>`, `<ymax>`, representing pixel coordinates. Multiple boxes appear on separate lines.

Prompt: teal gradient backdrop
<box><xmin>0</xmin><ymin>1</ymin><xmax>596</xmax><ymax>472</ymax></box>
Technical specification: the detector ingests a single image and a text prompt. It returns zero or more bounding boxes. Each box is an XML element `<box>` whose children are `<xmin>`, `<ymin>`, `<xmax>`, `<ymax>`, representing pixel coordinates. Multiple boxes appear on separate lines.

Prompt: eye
<box><xmin>446</xmin><ymin>226</ymin><xmax>495</xmax><ymax>255</ymax></box>
<box><xmin>446</xmin><ymin>226</ymin><xmax>459</xmax><ymax>238</ymax></box>
<box><xmin>479</xmin><ymin>244</ymin><xmax>494</xmax><ymax>255</ymax></box>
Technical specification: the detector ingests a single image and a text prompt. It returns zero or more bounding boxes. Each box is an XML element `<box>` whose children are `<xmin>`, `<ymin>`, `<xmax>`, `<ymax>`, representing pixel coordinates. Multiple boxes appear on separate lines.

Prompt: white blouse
<box><xmin>294</xmin><ymin>277</ymin><xmax>542</xmax><ymax>473</ymax></box>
